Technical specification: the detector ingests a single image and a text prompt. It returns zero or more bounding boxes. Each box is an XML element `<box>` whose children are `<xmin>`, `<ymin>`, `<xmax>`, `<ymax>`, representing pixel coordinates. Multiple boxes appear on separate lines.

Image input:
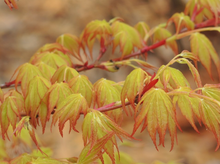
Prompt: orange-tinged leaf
<box><xmin>68</xmin><ymin>75</ymin><xmax>93</xmax><ymax>107</ymax></box>
<box><xmin>13</xmin><ymin>116</ymin><xmax>30</xmax><ymax>136</ymax></box>
<box><xmin>132</xmin><ymin>88</ymin><xmax>180</xmax><ymax>151</ymax></box>
<box><xmin>111</xmin><ymin>21</ymin><xmax>144</xmax><ymax>58</ymax></box>
<box><xmin>10</xmin><ymin>153</ymin><xmax>33</xmax><ymax>164</ymax></box>
<box><xmin>158</xmin><ymin>65</ymin><xmax>190</xmax><ymax>91</ymax></box>
<box><xmin>35</xmin><ymin>43</ymin><xmax>69</xmax><ymax>55</ymax></box>
<box><xmin>47</xmin><ymin>82</ymin><xmax>73</xmax><ymax>121</ymax></box>
<box><xmin>11</xmin><ymin>63</ymin><xmax>43</xmax><ymax>97</ymax></box>
<box><xmin>190</xmin><ymin>32</ymin><xmax>220</xmax><ymax>79</ymax></box>
<box><xmin>167</xmin><ymin>12</ymin><xmax>194</xmax><ymax>34</ymax></box>
<box><xmin>36</xmin><ymin>62</ymin><xmax>56</xmax><ymax>80</ymax></box>
<box><xmin>4</xmin><ymin>0</ymin><xmax>18</xmax><ymax>10</ymax></box>
<box><xmin>121</xmin><ymin>68</ymin><xmax>147</xmax><ymax>114</ymax></box>
<box><xmin>24</xmin><ymin>76</ymin><xmax>51</xmax><ymax>128</ymax></box>
<box><xmin>202</xmin><ymin>85</ymin><xmax>220</xmax><ymax>102</ymax></box>
<box><xmin>80</xmin><ymin>20</ymin><xmax>112</xmax><ymax>59</ymax></box>
<box><xmin>30</xmin><ymin>51</ymin><xmax>72</xmax><ymax>69</ymax></box>
<box><xmin>51</xmin><ymin>65</ymin><xmax>79</xmax><ymax>83</ymax></box>
<box><xmin>56</xmin><ymin>34</ymin><xmax>81</xmax><ymax>60</ymax></box>
<box><xmin>78</xmin><ymin>132</ymin><xmax>114</xmax><ymax>164</ymax></box>
<box><xmin>52</xmin><ymin>94</ymin><xmax>88</xmax><ymax>136</ymax></box>
<box><xmin>153</xmin><ymin>27</ymin><xmax>178</xmax><ymax>55</ymax></box>
<box><xmin>134</xmin><ymin>21</ymin><xmax>150</xmax><ymax>41</ymax></box>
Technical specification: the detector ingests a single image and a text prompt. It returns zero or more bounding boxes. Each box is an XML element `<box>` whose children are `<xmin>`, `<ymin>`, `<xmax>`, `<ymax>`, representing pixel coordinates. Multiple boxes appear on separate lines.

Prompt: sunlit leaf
<box><xmin>10</xmin><ymin>63</ymin><xmax>43</xmax><ymax>97</ymax></box>
<box><xmin>68</xmin><ymin>75</ymin><xmax>93</xmax><ymax>107</ymax></box>
<box><xmin>52</xmin><ymin>94</ymin><xmax>88</xmax><ymax>136</ymax></box>
<box><xmin>56</xmin><ymin>34</ymin><xmax>81</xmax><ymax>60</ymax></box>
<box><xmin>47</xmin><ymin>82</ymin><xmax>73</xmax><ymax>121</ymax></box>
<box><xmin>134</xmin><ymin>21</ymin><xmax>150</xmax><ymax>41</ymax></box>
<box><xmin>24</xmin><ymin>76</ymin><xmax>51</xmax><ymax>128</ymax></box>
<box><xmin>132</xmin><ymin>88</ymin><xmax>180</xmax><ymax>151</ymax></box>
<box><xmin>36</xmin><ymin>62</ymin><xmax>56</xmax><ymax>80</ymax></box>
<box><xmin>190</xmin><ymin>32</ymin><xmax>220</xmax><ymax>79</ymax></box>
<box><xmin>167</xmin><ymin>12</ymin><xmax>194</xmax><ymax>34</ymax></box>
<box><xmin>80</xmin><ymin>20</ymin><xmax>112</xmax><ymax>59</ymax></box>
<box><xmin>121</xmin><ymin>68</ymin><xmax>148</xmax><ymax>114</ymax></box>
<box><xmin>35</xmin><ymin>43</ymin><xmax>70</xmax><ymax>55</ymax></box>
<box><xmin>202</xmin><ymin>84</ymin><xmax>220</xmax><ymax>102</ymax></box>
<box><xmin>153</xmin><ymin>27</ymin><xmax>178</xmax><ymax>54</ymax></box>
<box><xmin>51</xmin><ymin>65</ymin><xmax>79</xmax><ymax>83</ymax></box>
<box><xmin>158</xmin><ymin>65</ymin><xmax>190</xmax><ymax>91</ymax></box>
<box><xmin>111</xmin><ymin>21</ymin><xmax>144</xmax><ymax>59</ymax></box>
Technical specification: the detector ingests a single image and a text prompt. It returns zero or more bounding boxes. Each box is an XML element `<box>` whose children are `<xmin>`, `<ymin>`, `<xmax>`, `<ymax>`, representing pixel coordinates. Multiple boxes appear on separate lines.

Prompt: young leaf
<box><xmin>4</xmin><ymin>0</ymin><xmax>18</xmax><ymax>10</ymax></box>
<box><xmin>68</xmin><ymin>75</ymin><xmax>93</xmax><ymax>107</ymax></box>
<box><xmin>51</xmin><ymin>65</ymin><xmax>79</xmax><ymax>83</ymax></box>
<box><xmin>56</xmin><ymin>34</ymin><xmax>81</xmax><ymax>60</ymax></box>
<box><xmin>121</xmin><ymin>68</ymin><xmax>148</xmax><ymax>114</ymax></box>
<box><xmin>52</xmin><ymin>94</ymin><xmax>88</xmax><ymax>136</ymax></box>
<box><xmin>0</xmin><ymin>88</ymin><xmax>4</xmax><ymax>104</ymax></box>
<box><xmin>111</xmin><ymin>21</ymin><xmax>144</xmax><ymax>59</ymax></box>
<box><xmin>10</xmin><ymin>153</ymin><xmax>33</xmax><ymax>164</ymax></box>
<box><xmin>47</xmin><ymin>82</ymin><xmax>73</xmax><ymax>121</ymax></box>
<box><xmin>202</xmin><ymin>84</ymin><xmax>220</xmax><ymax>102</ymax></box>
<box><xmin>80</xmin><ymin>20</ymin><xmax>112</xmax><ymax>59</ymax></box>
<box><xmin>24</xmin><ymin>76</ymin><xmax>51</xmax><ymax>128</ymax></box>
<box><xmin>167</xmin><ymin>12</ymin><xmax>194</xmax><ymax>34</ymax></box>
<box><xmin>153</xmin><ymin>27</ymin><xmax>178</xmax><ymax>54</ymax></box>
<box><xmin>11</xmin><ymin>63</ymin><xmax>43</xmax><ymax>97</ymax></box>
<box><xmin>158</xmin><ymin>65</ymin><xmax>190</xmax><ymax>91</ymax></box>
<box><xmin>30</xmin><ymin>51</ymin><xmax>72</xmax><ymax>69</ymax></box>
<box><xmin>35</xmin><ymin>43</ymin><xmax>70</xmax><ymax>55</ymax></box>
<box><xmin>132</xmin><ymin>88</ymin><xmax>180</xmax><ymax>151</ymax></box>
<box><xmin>190</xmin><ymin>32</ymin><xmax>220</xmax><ymax>79</ymax></box>
<box><xmin>134</xmin><ymin>21</ymin><xmax>150</xmax><ymax>41</ymax></box>
<box><xmin>36</xmin><ymin>62</ymin><xmax>56</xmax><ymax>80</ymax></box>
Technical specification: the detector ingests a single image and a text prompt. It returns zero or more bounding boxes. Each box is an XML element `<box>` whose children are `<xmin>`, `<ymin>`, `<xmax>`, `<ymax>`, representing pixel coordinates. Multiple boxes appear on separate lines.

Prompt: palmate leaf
<box><xmin>11</xmin><ymin>63</ymin><xmax>43</xmax><ymax>97</ymax></box>
<box><xmin>190</xmin><ymin>32</ymin><xmax>220</xmax><ymax>79</ymax></box>
<box><xmin>93</xmin><ymin>78</ymin><xmax>122</xmax><ymax>122</ymax></box>
<box><xmin>51</xmin><ymin>65</ymin><xmax>79</xmax><ymax>83</ymax></box>
<box><xmin>30</xmin><ymin>51</ymin><xmax>72</xmax><ymax>69</ymax></box>
<box><xmin>47</xmin><ymin>82</ymin><xmax>73</xmax><ymax>121</ymax></box>
<box><xmin>158</xmin><ymin>65</ymin><xmax>190</xmax><ymax>91</ymax></box>
<box><xmin>111</xmin><ymin>21</ymin><xmax>144</xmax><ymax>59</ymax></box>
<box><xmin>68</xmin><ymin>75</ymin><xmax>93</xmax><ymax>107</ymax></box>
<box><xmin>52</xmin><ymin>94</ymin><xmax>88</xmax><ymax>136</ymax></box>
<box><xmin>36</xmin><ymin>62</ymin><xmax>56</xmax><ymax>80</ymax></box>
<box><xmin>121</xmin><ymin>68</ymin><xmax>148</xmax><ymax>114</ymax></box>
<box><xmin>78</xmin><ymin>132</ymin><xmax>114</xmax><ymax>164</ymax></box>
<box><xmin>56</xmin><ymin>34</ymin><xmax>81</xmax><ymax>61</ymax></box>
<box><xmin>134</xmin><ymin>21</ymin><xmax>150</xmax><ymax>41</ymax></box>
<box><xmin>152</xmin><ymin>27</ymin><xmax>178</xmax><ymax>55</ymax></box>
<box><xmin>132</xmin><ymin>88</ymin><xmax>180</xmax><ymax>151</ymax></box>
<box><xmin>80</xmin><ymin>20</ymin><xmax>112</xmax><ymax>59</ymax></box>
<box><xmin>167</xmin><ymin>12</ymin><xmax>194</xmax><ymax>34</ymax></box>
<box><xmin>0</xmin><ymin>90</ymin><xmax>24</xmax><ymax>139</ymax></box>
<box><xmin>24</xmin><ymin>76</ymin><xmax>51</xmax><ymax>129</ymax></box>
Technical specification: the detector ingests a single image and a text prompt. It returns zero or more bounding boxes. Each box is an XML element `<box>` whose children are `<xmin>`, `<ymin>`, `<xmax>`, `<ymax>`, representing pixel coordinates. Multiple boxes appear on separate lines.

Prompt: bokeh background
<box><xmin>1</xmin><ymin>0</ymin><xmax>220</xmax><ymax>163</ymax></box>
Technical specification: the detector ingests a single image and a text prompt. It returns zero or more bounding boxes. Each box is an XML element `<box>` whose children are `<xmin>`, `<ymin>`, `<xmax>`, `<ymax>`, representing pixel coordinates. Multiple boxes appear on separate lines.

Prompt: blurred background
<box><xmin>1</xmin><ymin>0</ymin><xmax>220</xmax><ymax>163</ymax></box>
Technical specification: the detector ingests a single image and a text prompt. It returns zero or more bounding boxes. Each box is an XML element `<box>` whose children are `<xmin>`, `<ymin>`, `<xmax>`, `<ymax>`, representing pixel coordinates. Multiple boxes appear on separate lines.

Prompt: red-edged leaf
<box><xmin>51</xmin><ymin>65</ymin><xmax>79</xmax><ymax>83</ymax></box>
<box><xmin>36</xmin><ymin>62</ymin><xmax>56</xmax><ymax>80</ymax></box>
<box><xmin>52</xmin><ymin>94</ymin><xmax>88</xmax><ymax>136</ymax></box>
<box><xmin>68</xmin><ymin>75</ymin><xmax>93</xmax><ymax>107</ymax></box>
<box><xmin>4</xmin><ymin>0</ymin><xmax>18</xmax><ymax>10</ymax></box>
<box><xmin>132</xmin><ymin>88</ymin><xmax>180</xmax><ymax>151</ymax></box>
<box><xmin>190</xmin><ymin>32</ymin><xmax>220</xmax><ymax>80</ymax></box>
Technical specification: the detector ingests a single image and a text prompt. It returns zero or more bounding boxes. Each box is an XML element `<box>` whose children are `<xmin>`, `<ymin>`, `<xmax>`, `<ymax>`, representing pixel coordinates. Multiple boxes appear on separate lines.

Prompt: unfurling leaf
<box><xmin>134</xmin><ymin>21</ymin><xmax>150</xmax><ymax>41</ymax></box>
<box><xmin>190</xmin><ymin>32</ymin><xmax>220</xmax><ymax>79</ymax></box>
<box><xmin>111</xmin><ymin>21</ymin><xmax>144</xmax><ymax>59</ymax></box>
<box><xmin>80</xmin><ymin>20</ymin><xmax>112</xmax><ymax>59</ymax></box>
<box><xmin>52</xmin><ymin>94</ymin><xmax>88</xmax><ymax>136</ymax></box>
<box><xmin>158</xmin><ymin>65</ymin><xmax>190</xmax><ymax>91</ymax></box>
<box><xmin>78</xmin><ymin>132</ymin><xmax>114</xmax><ymax>164</ymax></box>
<box><xmin>153</xmin><ymin>27</ymin><xmax>178</xmax><ymax>54</ymax></box>
<box><xmin>51</xmin><ymin>65</ymin><xmax>79</xmax><ymax>83</ymax></box>
<box><xmin>69</xmin><ymin>75</ymin><xmax>93</xmax><ymax>107</ymax></box>
<box><xmin>30</xmin><ymin>51</ymin><xmax>72</xmax><ymax>69</ymax></box>
<box><xmin>121</xmin><ymin>68</ymin><xmax>148</xmax><ymax>114</ymax></box>
<box><xmin>202</xmin><ymin>84</ymin><xmax>220</xmax><ymax>102</ymax></box>
<box><xmin>10</xmin><ymin>63</ymin><xmax>43</xmax><ymax>97</ymax></box>
<box><xmin>93</xmin><ymin>78</ymin><xmax>122</xmax><ymax>121</ymax></box>
<box><xmin>24</xmin><ymin>76</ymin><xmax>51</xmax><ymax>128</ymax></box>
<box><xmin>36</xmin><ymin>62</ymin><xmax>56</xmax><ymax>80</ymax></box>
<box><xmin>47</xmin><ymin>82</ymin><xmax>73</xmax><ymax>121</ymax></box>
<box><xmin>56</xmin><ymin>34</ymin><xmax>81</xmax><ymax>60</ymax></box>
<box><xmin>132</xmin><ymin>88</ymin><xmax>180</xmax><ymax>151</ymax></box>
<box><xmin>167</xmin><ymin>12</ymin><xmax>194</xmax><ymax>34</ymax></box>
<box><xmin>0</xmin><ymin>90</ymin><xmax>24</xmax><ymax>139</ymax></box>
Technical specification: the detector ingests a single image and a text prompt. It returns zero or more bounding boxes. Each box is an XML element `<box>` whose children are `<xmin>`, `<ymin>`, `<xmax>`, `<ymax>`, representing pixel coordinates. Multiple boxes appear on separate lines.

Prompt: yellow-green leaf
<box><xmin>134</xmin><ymin>21</ymin><xmax>150</xmax><ymax>41</ymax></box>
<box><xmin>190</xmin><ymin>32</ymin><xmax>220</xmax><ymax>79</ymax></box>
<box><xmin>132</xmin><ymin>88</ymin><xmax>180</xmax><ymax>151</ymax></box>
<box><xmin>0</xmin><ymin>88</ymin><xmax>4</xmax><ymax>104</ymax></box>
<box><xmin>68</xmin><ymin>75</ymin><xmax>93</xmax><ymax>107</ymax></box>
<box><xmin>52</xmin><ymin>94</ymin><xmax>88</xmax><ymax>136</ymax></box>
<box><xmin>36</xmin><ymin>62</ymin><xmax>56</xmax><ymax>80</ymax></box>
<box><xmin>51</xmin><ymin>65</ymin><xmax>79</xmax><ymax>83</ymax></box>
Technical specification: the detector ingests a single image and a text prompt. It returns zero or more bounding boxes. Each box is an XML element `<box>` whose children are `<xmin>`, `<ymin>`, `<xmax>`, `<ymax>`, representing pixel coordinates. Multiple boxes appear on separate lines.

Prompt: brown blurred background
<box><xmin>1</xmin><ymin>0</ymin><xmax>220</xmax><ymax>163</ymax></box>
